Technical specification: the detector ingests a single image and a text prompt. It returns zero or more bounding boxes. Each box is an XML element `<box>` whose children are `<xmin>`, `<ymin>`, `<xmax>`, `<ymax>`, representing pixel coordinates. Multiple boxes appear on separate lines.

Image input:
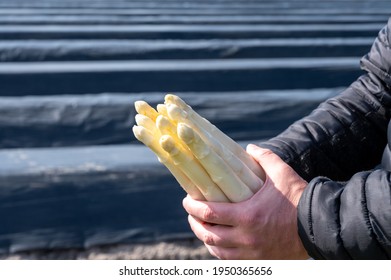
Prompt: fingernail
<box><xmin>246</xmin><ymin>143</ymin><xmax>256</xmax><ymax>152</ymax></box>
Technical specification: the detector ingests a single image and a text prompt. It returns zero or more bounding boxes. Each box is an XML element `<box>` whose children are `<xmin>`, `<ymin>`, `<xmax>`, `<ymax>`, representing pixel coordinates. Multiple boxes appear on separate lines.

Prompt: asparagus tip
<box><xmin>135</xmin><ymin>114</ymin><xmax>147</xmax><ymax>126</ymax></box>
<box><xmin>165</xmin><ymin>94</ymin><xmax>189</xmax><ymax>109</ymax></box>
<box><xmin>160</xmin><ymin>135</ymin><xmax>177</xmax><ymax>154</ymax></box>
<box><xmin>156</xmin><ymin>114</ymin><xmax>170</xmax><ymax>130</ymax></box>
<box><xmin>132</xmin><ymin>125</ymin><xmax>143</xmax><ymax>141</ymax></box>
<box><xmin>134</xmin><ymin>100</ymin><xmax>147</xmax><ymax>113</ymax></box>
<box><xmin>132</xmin><ymin>125</ymin><xmax>153</xmax><ymax>146</ymax></box>
<box><xmin>167</xmin><ymin>103</ymin><xmax>187</xmax><ymax>121</ymax></box>
<box><xmin>156</xmin><ymin>104</ymin><xmax>166</xmax><ymax>114</ymax></box>
<box><xmin>177</xmin><ymin>123</ymin><xmax>194</xmax><ymax>144</ymax></box>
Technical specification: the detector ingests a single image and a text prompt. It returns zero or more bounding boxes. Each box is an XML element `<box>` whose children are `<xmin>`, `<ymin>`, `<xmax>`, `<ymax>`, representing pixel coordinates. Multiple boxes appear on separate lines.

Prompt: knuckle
<box><xmin>240</xmin><ymin>211</ymin><xmax>259</xmax><ymax>227</ymax></box>
<box><xmin>203</xmin><ymin>233</ymin><xmax>215</xmax><ymax>246</ymax></box>
<box><xmin>250</xmin><ymin>147</ymin><xmax>274</xmax><ymax>158</ymax></box>
<box><xmin>260</xmin><ymin>148</ymin><xmax>274</xmax><ymax>156</ymax></box>
<box><xmin>201</xmin><ymin>206</ymin><xmax>218</xmax><ymax>222</ymax></box>
<box><xmin>242</xmin><ymin>235</ymin><xmax>260</xmax><ymax>248</ymax></box>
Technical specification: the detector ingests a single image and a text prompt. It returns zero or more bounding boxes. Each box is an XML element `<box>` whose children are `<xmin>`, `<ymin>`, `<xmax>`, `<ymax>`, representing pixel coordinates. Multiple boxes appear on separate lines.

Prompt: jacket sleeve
<box><xmin>260</xmin><ymin>19</ymin><xmax>391</xmax><ymax>259</ymax></box>
<box><xmin>260</xmin><ymin>19</ymin><xmax>391</xmax><ymax>181</ymax></box>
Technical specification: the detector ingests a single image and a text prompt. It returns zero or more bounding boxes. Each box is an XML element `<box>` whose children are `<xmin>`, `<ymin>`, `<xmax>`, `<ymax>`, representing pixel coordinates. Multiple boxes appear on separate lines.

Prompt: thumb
<box><xmin>246</xmin><ymin>144</ymin><xmax>286</xmax><ymax>175</ymax></box>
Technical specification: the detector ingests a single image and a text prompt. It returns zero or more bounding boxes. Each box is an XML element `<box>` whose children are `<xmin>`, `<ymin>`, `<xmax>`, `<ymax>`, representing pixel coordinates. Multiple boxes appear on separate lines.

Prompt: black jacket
<box><xmin>261</xmin><ymin>18</ymin><xmax>391</xmax><ymax>259</ymax></box>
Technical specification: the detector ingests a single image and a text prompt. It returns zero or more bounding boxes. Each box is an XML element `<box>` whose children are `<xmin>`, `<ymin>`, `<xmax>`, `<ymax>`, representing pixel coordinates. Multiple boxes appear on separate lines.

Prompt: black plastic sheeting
<box><xmin>0</xmin><ymin>24</ymin><xmax>383</xmax><ymax>40</ymax></box>
<box><xmin>0</xmin><ymin>145</ymin><xmax>190</xmax><ymax>254</ymax></box>
<box><xmin>0</xmin><ymin>39</ymin><xmax>373</xmax><ymax>62</ymax></box>
<box><xmin>0</xmin><ymin>89</ymin><xmax>342</xmax><ymax>148</ymax></box>
<box><xmin>0</xmin><ymin>58</ymin><xmax>361</xmax><ymax>95</ymax></box>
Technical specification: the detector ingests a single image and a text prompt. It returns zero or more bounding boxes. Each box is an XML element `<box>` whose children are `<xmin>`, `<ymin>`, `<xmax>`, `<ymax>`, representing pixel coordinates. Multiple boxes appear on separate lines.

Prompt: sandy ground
<box><xmin>0</xmin><ymin>238</ymin><xmax>214</xmax><ymax>260</ymax></box>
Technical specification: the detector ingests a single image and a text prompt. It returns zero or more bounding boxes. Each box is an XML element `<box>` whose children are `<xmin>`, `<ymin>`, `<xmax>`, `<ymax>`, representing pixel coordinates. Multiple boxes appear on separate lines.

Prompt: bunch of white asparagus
<box><xmin>132</xmin><ymin>94</ymin><xmax>265</xmax><ymax>202</ymax></box>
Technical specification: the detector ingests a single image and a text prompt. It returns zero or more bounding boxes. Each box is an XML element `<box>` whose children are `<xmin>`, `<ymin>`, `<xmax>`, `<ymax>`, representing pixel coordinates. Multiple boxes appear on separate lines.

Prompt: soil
<box><xmin>0</xmin><ymin>238</ymin><xmax>214</xmax><ymax>260</ymax></box>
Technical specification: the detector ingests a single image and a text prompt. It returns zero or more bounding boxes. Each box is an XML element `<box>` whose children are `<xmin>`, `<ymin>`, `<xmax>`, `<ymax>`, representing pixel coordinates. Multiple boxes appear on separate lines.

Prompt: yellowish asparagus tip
<box><xmin>134</xmin><ymin>100</ymin><xmax>159</xmax><ymax>121</ymax></box>
<box><xmin>135</xmin><ymin>114</ymin><xmax>155</xmax><ymax>131</ymax></box>
<box><xmin>166</xmin><ymin>103</ymin><xmax>188</xmax><ymax>121</ymax></box>
<box><xmin>134</xmin><ymin>101</ymin><xmax>147</xmax><ymax>113</ymax></box>
<box><xmin>160</xmin><ymin>135</ymin><xmax>178</xmax><ymax>155</ymax></box>
<box><xmin>165</xmin><ymin>94</ymin><xmax>188</xmax><ymax>109</ymax></box>
<box><xmin>156</xmin><ymin>115</ymin><xmax>172</xmax><ymax>132</ymax></box>
<box><xmin>156</xmin><ymin>104</ymin><xmax>168</xmax><ymax>116</ymax></box>
<box><xmin>177</xmin><ymin>123</ymin><xmax>194</xmax><ymax>144</ymax></box>
<box><xmin>132</xmin><ymin>125</ymin><xmax>153</xmax><ymax>146</ymax></box>
<box><xmin>178</xmin><ymin>123</ymin><xmax>210</xmax><ymax>159</ymax></box>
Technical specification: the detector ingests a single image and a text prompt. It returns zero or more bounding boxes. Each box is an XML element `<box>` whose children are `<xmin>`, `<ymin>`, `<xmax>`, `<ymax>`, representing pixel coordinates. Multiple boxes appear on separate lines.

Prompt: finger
<box><xmin>188</xmin><ymin>215</ymin><xmax>237</xmax><ymax>247</ymax></box>
<box><xmin>183</xmin><ymin>195</ymin><xmax>238</xmax><ymax>226</ymax></box>
<box><xmin>246</xmin><ymin>144</ymin><xmax>308</xmax><ymax>199</ymax></box>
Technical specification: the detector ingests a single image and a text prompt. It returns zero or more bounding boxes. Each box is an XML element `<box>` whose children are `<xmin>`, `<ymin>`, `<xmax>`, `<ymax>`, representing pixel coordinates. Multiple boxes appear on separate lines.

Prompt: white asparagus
<box><xmin>132</xmin><ymin>125</ymin><xmax>205</xmax><ymax>200</ymax></box>
<box><xmin>156</xmin><ymin>115</ymin><xmax>179</xmax><ymax>140</ymax></box>
<box><xmin>165</xmin><ymin>94</ymin><xmax>266</xmax><ymax>182</ymax></box>
<box><xmin>178</xmin><ymin>123</ymin><xmax>254</xmax><ymax>202</ymax></box>
<box><xmin>134</xmin><ymin>101</ymin><xmax>159</xmax><ymax>121</ymax></box>
<box><xmin>135</xmin><ymin>114</ymin><xmax>157</xmax><ymax>133</ymax></box>
<box><xmin>166</xmin><ymin>102</ymin><xmax>263</xmax><ymax>193</ymax></box>
<box><xmin>156</xmin><ymin>114</ymin><xmax>190</xmax><ymax>154</ymax></box>
<box><xmin>133</xmin><ymin>95</ymin><xmax>264</xmax><ymax>203</ymax></box>
<box><xmin>156</xmin><ymin>104</ymin><xmax>169</xmax><ymax>117</ymax></box>
<box><xmin>160</xmin><ymin>134</ymin><xmax>229</xmax><ymax>202</ymax></box>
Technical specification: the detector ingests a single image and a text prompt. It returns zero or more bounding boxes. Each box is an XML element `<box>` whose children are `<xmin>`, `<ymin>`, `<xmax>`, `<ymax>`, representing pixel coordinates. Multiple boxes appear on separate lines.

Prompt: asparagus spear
<box><xmin>135</xmin><ymin>101</ymin><xmax>159</xmax><ymax>121</ymax></box>
<box><xmin>156</xmin><ymin>104</ymin><xmax>169</xmax><ymax>117</ymax></box>
<box><xmin>165</xmin><ymin>94</ymin><xmax>266</xmax><ymax>182</ymax></box>
<box><xmin>177</xmin><ymin>123</ymin><xmax>254</xmax><ymax>203</ymax></box>
<box><xmin>132</xmin><ymin>125</ymin><xmax>205</xmax><ymax>201</ymax></box>
<box><xmin>159</xmin><ymin>135</ymin><xmax>229</xmax><ymax>202</ymax></box>
<box><xmin>133</xmin><ymin>94</ymin><xmax>264</xmax><ymax>202</ymax></box>
<box><xmin>166</xmin><ymin>102</ymin><xmax>263</xmax><ymax>193</ymax></box>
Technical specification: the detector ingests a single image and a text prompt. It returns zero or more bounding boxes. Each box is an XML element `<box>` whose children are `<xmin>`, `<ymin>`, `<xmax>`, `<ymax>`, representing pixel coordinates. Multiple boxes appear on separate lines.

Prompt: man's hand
<box><xmin>182</xmin><ymin>144</ymin><xmax>310</xmax><ymax>259</ymax></box>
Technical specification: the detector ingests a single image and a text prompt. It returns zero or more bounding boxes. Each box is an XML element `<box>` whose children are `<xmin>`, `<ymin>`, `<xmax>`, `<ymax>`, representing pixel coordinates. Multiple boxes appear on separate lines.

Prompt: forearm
<box><xmin>260</xmin><ymin>74</ymin><xmax>390</xmax><ymax>182</ymax></box>
<box><xmin>261</xmin><ymin>19</ymin><xmax>391</xmax><ymax>182</ymax></box>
